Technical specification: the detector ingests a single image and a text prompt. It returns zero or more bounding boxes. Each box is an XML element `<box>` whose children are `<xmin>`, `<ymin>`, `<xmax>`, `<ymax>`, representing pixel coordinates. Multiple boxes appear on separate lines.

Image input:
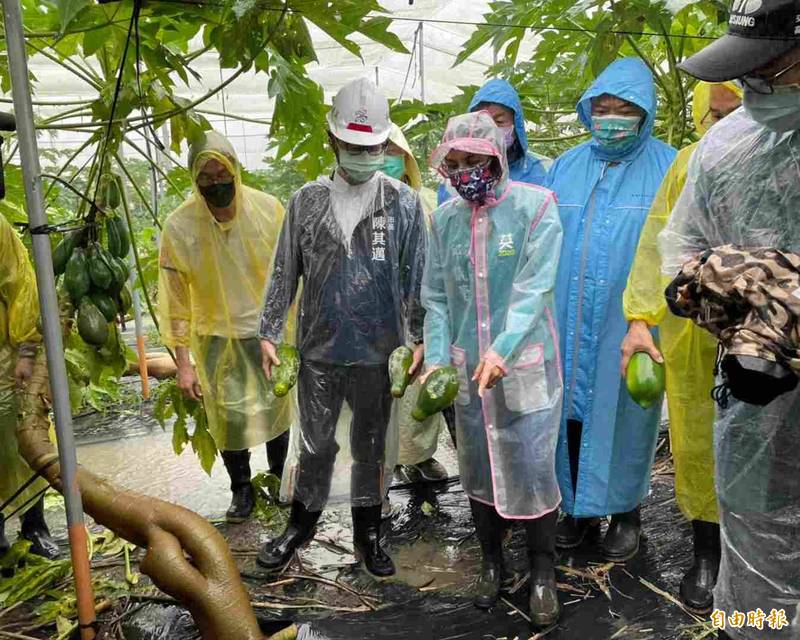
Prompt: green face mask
<box><xmin>381</xmin><ymin>155</ymin><xmax>406</xmax><ymax>180</ymax></box>
<box><xmin>339</xmin><ymin>150</ymin><xmax>386</xmax><ymax>184</ymax></box>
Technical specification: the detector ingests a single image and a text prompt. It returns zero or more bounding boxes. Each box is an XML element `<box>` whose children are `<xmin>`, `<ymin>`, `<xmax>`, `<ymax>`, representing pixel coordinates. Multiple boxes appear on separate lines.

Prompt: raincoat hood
<box><xmin>387</xmin><ymin>124</ymin><xmax>422</xmax><ymax>191</ymax></box>
<box><xmin>187</xmin><ymin>131</ymin><xmax>243</xmax><ymax>226</ymax></box>
<box><xmin>692</xmin><ymin>81</ymin><xmax>743</xmax><ymax>136</ymax></box>
<box><xmin>469</xmin><ymin>78</ymin><xmax>530</xmax><ymax>155</ymax></box>
<box><xmin>577</xmin><ymin>57</ymin><xmax>657</xmax><ymax>162</ymax></box>
<box><xmin>430</xmin><ymin>110</ymin><xmax>509</xmax><ymax>184</ymax></box>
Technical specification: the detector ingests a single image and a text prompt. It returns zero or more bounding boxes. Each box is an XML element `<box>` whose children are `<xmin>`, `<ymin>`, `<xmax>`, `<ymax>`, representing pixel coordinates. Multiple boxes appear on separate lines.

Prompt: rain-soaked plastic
<box><xmin>0</xmin><ymin>216</ymin><xmax>47</xmax><ymax>515</ymax></box>
<box><xmin>260</xmin><ymin>166</ymin><xmax>426</xmax><ymax>510</ymax></box>
<box><xmin>622</xmin><ymin>81</ymin><xmax>741</xmax><ymax>524</ymax></box>
<box><xmin>423</xmin><ymin>111</ymin><xmax>563</xmax><ymax>519</ymax></box>
<box><xmin>659</xmin><ymin>108</ymin><xmax>800</xmax><ymax>640</ymax></box>
<box><xmin>158</xmin><ymin>131</ymin><xmax>293</xmax><ymax>451</ymax></box>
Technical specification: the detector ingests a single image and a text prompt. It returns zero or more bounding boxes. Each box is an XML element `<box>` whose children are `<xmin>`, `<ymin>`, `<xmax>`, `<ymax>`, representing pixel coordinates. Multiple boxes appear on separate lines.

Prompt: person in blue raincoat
<box><xmin>437</xmin><ymin>79</ymin><xmax>551</xmax><ymax>205</ymax></box>
<box><xmin>545</xmin><ymin>57</ymin><xmax>676</xmax><ymax>561</ymax></box>
<box><xmin>424</xmin><ymin>110</ymin><xmax>563</xmax><ymax>629</ymax></box>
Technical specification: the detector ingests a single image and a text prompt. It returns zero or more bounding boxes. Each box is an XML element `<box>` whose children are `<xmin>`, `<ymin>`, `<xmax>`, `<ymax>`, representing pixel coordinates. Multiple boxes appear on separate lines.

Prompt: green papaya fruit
<box><xmin>626</xmin><ymin>352</ymin><xmax>666</xmax><ymax>409</ymax></box>
<box><xmin>77</xmin><ymin>299</ymin><xmax>109</xmax><ymax>346</ymax></box>
<box><xmin>411</xmin><ymin>366</ymin><xmax>460</xmax><ymax>422</ymax></box>
<box><xmin>97</xmin><ymin>173</ymin><xmax>122</xmax><ymax>210</ymax></box>
<box><xmin>87</xmin><ymin>243</ymin><xmax>115</xmax><ymax>290</ymax></box>
<box><xmin>64</xmin><ymin>248</ymin><xmax>91</xmax><ymax>303</ymax></box>
<box><xmin>52</xmin><ymin>232</ymin><xmax>77</xmax><ymax>277</ymax></box>
<box><xmin>118</xmin><ymin>284</ymin><xmax>132</xmax><ymax>314</ymax></box>
<box><xmin>388</xmin><ymin>345</ymin><xmax>414</xmax><ymax>398</ymax></box>
<box><xmin>89</xmin><ymin>290</ymin><xmax>118</xmax><ymax>323</ymax></box>
<box><xmin>272</xmin><ymin>343</ymin><xmax>300</xmax><ymax>398</ymax></box>
<box><xmin>105</xmin><ymin>256</ymin><xmax>129</xmax><ymax>294</ymax></box>
<box><xmin>106</xmin><ymin>215</ymin><xmax>130</xmax><ymax>259</ymax></box>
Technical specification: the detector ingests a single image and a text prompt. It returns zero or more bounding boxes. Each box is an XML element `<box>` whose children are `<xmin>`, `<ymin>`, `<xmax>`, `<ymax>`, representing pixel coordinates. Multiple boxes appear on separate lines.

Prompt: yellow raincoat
<box><xmin>0</xmin><ymin>215</ymin><xmax>47</xmax><ymax>514</ymax></box>
<box><xmin>158</xmin><ymin>132</ymin><xmax>292</xmax><ymax>451</ymax></box>
<box><xmin>622</xmin><ymin>81</ymin><xmax>742</xmax><ymax>523</ymax></box>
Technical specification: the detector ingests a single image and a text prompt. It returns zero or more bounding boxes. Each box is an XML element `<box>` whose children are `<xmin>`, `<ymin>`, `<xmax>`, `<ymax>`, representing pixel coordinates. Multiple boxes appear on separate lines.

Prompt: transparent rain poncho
<box><xmin>0</xmin><ymin>215</ymin><xmax>48</xmax><ymax>515</ymax></box>
<box><xmin>659</xmin><ymin>108</ymin><xmax>800</xmax><ymax>640</ymax></box>
<box><xmin>158</xmin><ymin>131</ymin><xmax>293</xmax><ymax>451</ymax></box>
<box><xmin>259</xmin><ymin>167</ymin><xmax>426</xmax><ymax>510</ymax></box>
<box><xmin>423</xmin><ymin>111</ymin><xmax>563</xmax><ymax>518</ymax></box>
<box><xmin>623</xmin><ymin>81</ymin><xmax>742</xmax><ymax>524</ymax></box>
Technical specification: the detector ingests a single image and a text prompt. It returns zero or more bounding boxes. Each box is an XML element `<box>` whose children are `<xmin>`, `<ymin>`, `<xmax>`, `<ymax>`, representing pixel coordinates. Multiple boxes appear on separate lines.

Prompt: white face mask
<box><xmin>743</xmin><ymin>83</ymin><xmax>800</xmax><ymax>133</ymax></box>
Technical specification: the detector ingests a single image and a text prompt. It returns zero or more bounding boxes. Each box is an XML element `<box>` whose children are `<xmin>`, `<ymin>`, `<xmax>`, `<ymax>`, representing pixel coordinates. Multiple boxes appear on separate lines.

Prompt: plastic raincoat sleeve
<box><xmin>490</xmin><ymin>197</ymin><xmax>562</xmax><ymax>366</ymax></box>
<box><xmin>623</xmin><ymin>148</ymin><xmax>690</xmax><ymax>325</ymax></box>
<box><xmin>0</xmin><ymin>216</ymin><xmax>40</xmax><ymax>348</ymax></box>
<box><xmin>258</xmin><ymin>196</ymin><xmax>301</xmax><ymax>344</ymax></box>
<box><xmin>658</xmin><ymin>150</ymin><xmax>713</xmax><ymax>277</ymax></box>
<box><xmin>421</xmin><ymin>216</ymin><xmax>450</xmax><ymax>368</ymax></box>
<box><xmin>158</xmin><ymin>228</ymin><xmax>192</xmax><ymax>348</ymax></box>
<box><xmin>400</xmin><ymin>194</ymin><xmax>427</xmax><ymax>343</ymax></box>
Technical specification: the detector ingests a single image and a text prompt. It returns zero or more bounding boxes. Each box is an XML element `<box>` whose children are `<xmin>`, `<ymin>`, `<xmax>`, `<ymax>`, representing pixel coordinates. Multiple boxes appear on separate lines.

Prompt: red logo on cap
<box><xmin>347</xmin><ymin>122</ymin><xmax>374</xmax><ymax>133</ymax></box>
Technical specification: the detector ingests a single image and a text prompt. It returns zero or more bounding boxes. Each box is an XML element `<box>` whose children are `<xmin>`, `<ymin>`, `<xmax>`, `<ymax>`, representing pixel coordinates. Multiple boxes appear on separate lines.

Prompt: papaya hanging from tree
<box><xmin>64</xmin><ymin>247</ymin><xmax>91</xmax><ymax>302</ymax></box>
<box><xmin>89</xmin><ymin>290</ymin><xmax>118</xmax><ymax>323</ymax></box>
<box><xmin>77</xmin><ymin>299</ymin><xmax>109</xmax><ymax>346</ymax></box>
<box><xmin>97</xmin><ymin>172</ymin><xmax>122</xmax><ymax>210</ymax></box>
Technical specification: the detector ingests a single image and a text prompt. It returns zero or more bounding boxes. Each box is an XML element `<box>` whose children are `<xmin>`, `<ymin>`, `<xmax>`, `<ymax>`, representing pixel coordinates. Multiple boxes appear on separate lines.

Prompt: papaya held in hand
<box><xmin>412</xmin><ymin>366</ymin><xmax>460</xmax><ymax>422</ymax></box>
<box><xmin>389</xmin><ymin>346</ymin><xmax>414</xmax><ymax>398</ymax></box>
<box><xmin>626</xmin><ymin>352</ymin><xmax>665</xmax><ymax>409</ymax></box>
<box><xmin>272</xmin><ymin>343</ymin><xmax>300</xmax><ymax>398</ymax></box>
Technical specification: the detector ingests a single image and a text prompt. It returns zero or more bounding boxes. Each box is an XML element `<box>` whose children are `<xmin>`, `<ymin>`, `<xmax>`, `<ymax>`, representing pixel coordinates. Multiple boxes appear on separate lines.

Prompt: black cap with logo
<box><xmin>679</xmin><ymin>0</ymin><xmax>800</xmax><ymax>81</ymax></box>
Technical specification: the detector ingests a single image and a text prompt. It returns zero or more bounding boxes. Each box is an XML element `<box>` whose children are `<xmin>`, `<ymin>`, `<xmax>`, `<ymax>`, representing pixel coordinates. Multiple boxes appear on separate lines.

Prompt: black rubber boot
<box><xmin>20</xmin><ymin>497</ymin><xmax>60</xmax><ymax>560</ymax></box>
<box><xmin>679</xmin><ymin>520</ymin><xmax>721</xmax><ymax>614</ymax></box>
<box><xmin>0</xmin><ymin>514</ymin><xmax>9</xmax><ymax>557</ymax></box>
<box><xmin>352</xmin><ymin>505</ymin><xmax>395</xmax><ymax>577</ymax></box>
<box><xmin>221</xmin><ymin>449</ymin><xmax>255</xmax><ymax>523</ymax></box>
<box><xmin>266</xmin><ymin>430</ymin><xmax>289</xmax><ymax>480</ymax></box>
<box><xmin>601</xmin><ymin>506</ymin><xmax>641</xmax><ymax>561</ymax></box>
<box><xmin>526</xmin><ymin>510</ymin><xmax>561</xmax><ymax>629</ymax></box>
<box><xmin>257</xmin><ymin>501</ymin><xmax>321</xmax><ymax>569</ymax></box>
<box><xmin>556</xmin><ymin>513</ymin><xmax>601</xmax><ymax>549</ymax></box>
<box><xmin>470</xmin><ymin>499</ymin><xmax>503</xmax><ymax>609</ymax></box>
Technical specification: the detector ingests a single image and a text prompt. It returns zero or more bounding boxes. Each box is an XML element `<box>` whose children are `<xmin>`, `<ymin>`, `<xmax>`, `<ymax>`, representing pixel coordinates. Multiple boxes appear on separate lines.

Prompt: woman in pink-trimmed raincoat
<box><xmin>422</xmin><ymin>111</ymin><xmax>563</xmax><ymax>628</ymax></box>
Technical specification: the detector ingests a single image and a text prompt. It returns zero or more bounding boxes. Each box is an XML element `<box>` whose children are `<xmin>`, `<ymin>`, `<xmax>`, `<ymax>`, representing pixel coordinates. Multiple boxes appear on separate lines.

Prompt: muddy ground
<box><xmin>1</xmin><ymin>386</ymin><xmax>709</xmax><ymax>640</ymax></box>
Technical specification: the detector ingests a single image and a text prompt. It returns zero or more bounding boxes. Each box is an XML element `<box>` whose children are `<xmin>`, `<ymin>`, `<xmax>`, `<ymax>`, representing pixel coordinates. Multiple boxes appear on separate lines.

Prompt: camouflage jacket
<box><xmin>666</xmin><ymin>245</ymin><xmax>800</xmax><ymax>377</ymax></box>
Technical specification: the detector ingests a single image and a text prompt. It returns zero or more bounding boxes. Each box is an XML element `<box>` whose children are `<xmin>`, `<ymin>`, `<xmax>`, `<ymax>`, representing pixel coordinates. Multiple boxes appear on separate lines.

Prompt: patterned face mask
<box><xmin>448</xmin><ymin>162</ymin><xmax>498</xmax><ymax>203</ymax></box>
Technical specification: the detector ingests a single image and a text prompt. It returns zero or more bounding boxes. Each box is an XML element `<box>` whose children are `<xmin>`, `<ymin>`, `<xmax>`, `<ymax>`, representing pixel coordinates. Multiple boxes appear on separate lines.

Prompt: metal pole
<box><xmin>1</xmin><ymin>0</ymin><xmax>97</xmax><ymax>638</ymax></box>
<box><xmin>419</xmin><ymin>21</ymin><xmax>426</xmax><ymax>103</ymax></box>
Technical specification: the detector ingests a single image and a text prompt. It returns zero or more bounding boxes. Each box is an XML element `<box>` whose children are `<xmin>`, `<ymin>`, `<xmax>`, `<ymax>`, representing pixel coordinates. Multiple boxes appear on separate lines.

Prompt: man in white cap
<box><xmin>257</xmin><ymin>78</ymin><xmax>426</xmax><ymax>577</ymax></box>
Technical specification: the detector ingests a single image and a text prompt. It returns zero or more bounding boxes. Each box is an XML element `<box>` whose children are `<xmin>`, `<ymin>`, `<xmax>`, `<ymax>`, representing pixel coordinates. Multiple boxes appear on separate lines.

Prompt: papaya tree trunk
<box><xmin>16</xmin><ymin>344</ymin><xmax>275</xmax><ymax>640</ymax></box>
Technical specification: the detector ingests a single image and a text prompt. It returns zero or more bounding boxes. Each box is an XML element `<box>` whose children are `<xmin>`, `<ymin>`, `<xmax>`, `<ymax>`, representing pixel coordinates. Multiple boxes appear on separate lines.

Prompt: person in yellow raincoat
<box><xmin>621</xmin><ymin>81</ymin><xmax>742</xmax><ymax>614</ymax></box>
<box><xmin>381</xmin><ymin>124</ymin><xmax>449</xmax><ymax>485</ymax></box>
<box><xmin>158</xmin><ymin>131</ymin><xmax>292</xmax><ymax>523</ymax></box>
<box><xmin>0</xmin><ymin>215</ymin><xmax>59</xmax><ymax>559</ymax></box>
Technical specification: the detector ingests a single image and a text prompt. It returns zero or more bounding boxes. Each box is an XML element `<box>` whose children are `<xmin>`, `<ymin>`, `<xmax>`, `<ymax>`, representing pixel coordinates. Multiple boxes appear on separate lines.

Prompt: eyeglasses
<box><xmin>741</xmin><ymin>58</ymin><xmax>800</xmax><ymax>95</ymax></box>
<box><xmin>336</xmin><ymin>140</ymin><xmax>388</xmax><ymax>156</ymax></box>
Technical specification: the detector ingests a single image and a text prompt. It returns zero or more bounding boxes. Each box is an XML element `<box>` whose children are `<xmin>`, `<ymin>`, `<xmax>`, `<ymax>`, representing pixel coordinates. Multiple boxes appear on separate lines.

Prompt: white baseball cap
<box><xmin>326</xmin><ymin>77</ymin><xmax>391</xmax><ymax>146</ymax></box>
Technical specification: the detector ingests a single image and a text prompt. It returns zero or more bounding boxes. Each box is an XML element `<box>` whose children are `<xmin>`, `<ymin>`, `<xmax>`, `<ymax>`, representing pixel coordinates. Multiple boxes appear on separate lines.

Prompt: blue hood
<box><xmin>576</xmin><ymin>57</ymin><xmax>657</xmax><ymax>162</ymax></box>
<box><xmin>469</xmin><ymin>79</ymin><xmax>529</xmax><ymax>155</ymax></box>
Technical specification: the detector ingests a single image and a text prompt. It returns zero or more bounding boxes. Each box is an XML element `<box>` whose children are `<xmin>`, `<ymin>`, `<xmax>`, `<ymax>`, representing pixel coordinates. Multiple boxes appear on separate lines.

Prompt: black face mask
<box><xmin>199</xmin><ymin>182</ymin><xmax>235</xmax><ymax>208</ymax></box>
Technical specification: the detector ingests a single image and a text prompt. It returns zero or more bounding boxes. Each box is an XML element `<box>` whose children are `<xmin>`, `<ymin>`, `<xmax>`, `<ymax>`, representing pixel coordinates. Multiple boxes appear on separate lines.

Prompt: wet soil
<box><xmin>3</xmin><ymin>384</ymin><xmax>702</xmax><ymax>640</ymax></box>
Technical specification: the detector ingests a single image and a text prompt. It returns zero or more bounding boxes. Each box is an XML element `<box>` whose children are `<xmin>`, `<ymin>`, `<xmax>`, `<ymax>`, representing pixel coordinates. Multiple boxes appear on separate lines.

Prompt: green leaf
<box><xmin>53</xmin><ymin>0</ymin><xmax>91</xmax><ymax>33</ymax></box>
